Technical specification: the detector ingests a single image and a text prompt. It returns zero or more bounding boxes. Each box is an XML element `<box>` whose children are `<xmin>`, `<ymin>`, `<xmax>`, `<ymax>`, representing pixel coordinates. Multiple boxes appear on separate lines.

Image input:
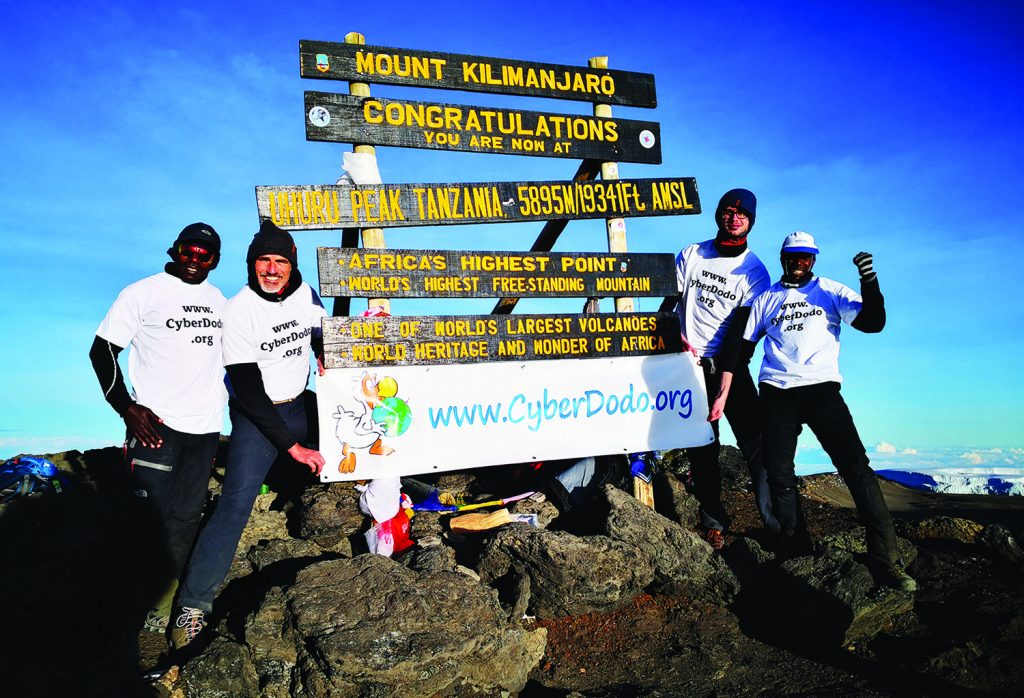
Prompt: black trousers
<box><xmin>125</xmin><ymin>423</ymin><xmax>219</xmax><ymax>579</ymax></box>
<box><xmin>686</xmin><ymin>361</ymin><xmax>778</xmax><ymax>532</ymax></box>
<box><xmin>760</xmin><ymin>382</ymin><xmax>897</xmax><ymax>571</ymax></box>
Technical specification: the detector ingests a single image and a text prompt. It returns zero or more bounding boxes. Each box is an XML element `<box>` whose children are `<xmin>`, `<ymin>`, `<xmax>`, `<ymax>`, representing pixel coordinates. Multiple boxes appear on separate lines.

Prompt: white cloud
<box><xmin>900</xmin><ymin>448</ymin><xmax>919</xmax><ymax>455</ymax></box>
<box><xmin>959</xmin><ymin>452</ymin><xmax>985</xmax><ymax>465</ymax></box>
<box><xmin>875</xmin><ymin>441</ymin><xmax>897</xmax><ymax>454</ymax></box>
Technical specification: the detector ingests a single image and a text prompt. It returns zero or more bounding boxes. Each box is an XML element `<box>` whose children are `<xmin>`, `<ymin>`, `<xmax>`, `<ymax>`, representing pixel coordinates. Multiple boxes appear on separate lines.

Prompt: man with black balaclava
<box><xmin>663</xmin><ymin>188</ymin><xmax>779</xmax><ymax>550</ymax></box>
<box><xmin>718</xmin><ymin>231</ymin><xmax>915</xmax><ymax>592</ymax></box>
<box><xmin>171</xmin><ymin>220</ymin><xmax>327</xmax><ymax>650</ymax></box>
<box><xmin>89</xmin><ymin>222</ymin><xmax>226</xmax><ymax>635</ymax></box>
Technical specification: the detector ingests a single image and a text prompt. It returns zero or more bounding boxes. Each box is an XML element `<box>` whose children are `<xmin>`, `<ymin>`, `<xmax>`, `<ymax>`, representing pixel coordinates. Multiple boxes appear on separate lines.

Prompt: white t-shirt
<box><xmin>675</xmin><ymin>240</ymin><xmax>770</xmax><ymax>357</ymax></box>
<box><xmin>96</xmin><ymin>272</ymin><xmax>227</xmax><ymax>434</ymax></box>
<box><xmin>222</xmin><ymin>283</ymin><xmax>327</xmax><ymax>402</ymax></box>
<box><xmin>744</xmin><ymin>277</ymin><xmax>862</xmax><ymax>388</ymax></box>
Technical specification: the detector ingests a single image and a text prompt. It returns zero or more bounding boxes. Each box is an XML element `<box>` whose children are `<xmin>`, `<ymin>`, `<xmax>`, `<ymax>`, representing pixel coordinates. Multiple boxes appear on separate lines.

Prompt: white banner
<box><xmin>315</xmin><ymin>353</ymin><xmax>712</xmax><ymax>482</ymax></box>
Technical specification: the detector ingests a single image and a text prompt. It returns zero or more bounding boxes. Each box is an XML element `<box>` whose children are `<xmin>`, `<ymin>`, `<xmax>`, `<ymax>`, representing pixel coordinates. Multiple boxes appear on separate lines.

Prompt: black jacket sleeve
<box><xmin>851</xmin><ymin>277</ymin><xmax>886</xmax><ymax>333</ymax></box>
<box><xmin>89</xmin><ymin>336</ymin><xmax>134</xmax><ymax>416</ymax></box>
<box><xmin>226</xmin><ymin>363</ymin><xmax>298</xmax><ymax>451</ymax></box>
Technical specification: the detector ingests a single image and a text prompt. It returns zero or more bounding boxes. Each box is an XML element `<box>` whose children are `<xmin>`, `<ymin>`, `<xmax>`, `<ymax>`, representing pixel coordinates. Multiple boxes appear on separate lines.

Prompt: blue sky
<box><xmin>2</xmin><ymin>1</ymin><xmax>1022</xmax><ymax>473</ymax></box>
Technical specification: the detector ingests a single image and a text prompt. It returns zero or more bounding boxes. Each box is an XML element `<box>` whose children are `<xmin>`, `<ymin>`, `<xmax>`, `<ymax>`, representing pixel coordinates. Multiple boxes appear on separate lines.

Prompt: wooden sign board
<box><xmin>322</xmin><ymin>312</ymin><xmax>683</xmax><ymax>368</ymax></box>
<box><xmin>299</xmin><ymin>40</ymin><xmax>657</xmax><ymax>108</ymax></box>
<box><xmin>256</xmin><ymin>178</ymin><xmax>699</xmax><ymax>230</ymax></box>
<box><xmin>318</xmin><ymin>249</ymin><xmax>678</xmax><ymax>299</ymax></box>
<box><xmin>316</xmin><ymin>354</ymin><xmax>712</xmax><ymax>482</ymax></box>
<box><xmin>305</xmin><ymin>92</ymin><xmax>662</xmax><ymax>164</ymax></box>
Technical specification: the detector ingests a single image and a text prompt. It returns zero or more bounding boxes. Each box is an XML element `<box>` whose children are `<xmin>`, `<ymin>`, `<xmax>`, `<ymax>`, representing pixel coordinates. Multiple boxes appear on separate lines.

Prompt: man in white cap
<box><xmin>715</xmin><ymin>231</ymin><xmax>915</xmax><ymax>591</ymax></box>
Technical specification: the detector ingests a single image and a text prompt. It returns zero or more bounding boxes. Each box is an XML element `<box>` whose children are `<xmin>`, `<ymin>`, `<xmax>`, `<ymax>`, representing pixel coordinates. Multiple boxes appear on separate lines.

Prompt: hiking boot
<box><xmin>142</xmin><ymin>609</ymin><xmax>169</xmax><ymax>634</ymax></box>
<box><xmin>703</xmin><ymin>528</ymin><xmax>725</xmax><ymax>551</ymax></box>
<box><xmin>170</xmin><ymin>606</ymin><xmax>206</xmax><ymax>650</ymax></box>
<box><xmin>877</xmin><ymin>567</ymin><xmax>917</xmax><ymax>592</ymax></box>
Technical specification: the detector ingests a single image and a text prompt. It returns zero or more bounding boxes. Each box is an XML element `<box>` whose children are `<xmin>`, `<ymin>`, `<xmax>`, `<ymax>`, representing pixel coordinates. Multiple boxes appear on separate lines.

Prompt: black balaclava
<box><xmin>714</xmin><ymin>188</ymin><xmax>757</xmax><ymax>256</ymax></box>
<box><xmin>247</xmin><ymin>219</ymin><xmax>302</xmax><ymax>301</ymax></box>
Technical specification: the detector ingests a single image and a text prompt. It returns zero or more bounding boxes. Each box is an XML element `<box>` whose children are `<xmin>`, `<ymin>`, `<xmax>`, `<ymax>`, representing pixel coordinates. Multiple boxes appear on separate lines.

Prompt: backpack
<box><xmin>0</xmin><ymin>456</ymin><xmax>67</xmax><ymax>504</ymax></box>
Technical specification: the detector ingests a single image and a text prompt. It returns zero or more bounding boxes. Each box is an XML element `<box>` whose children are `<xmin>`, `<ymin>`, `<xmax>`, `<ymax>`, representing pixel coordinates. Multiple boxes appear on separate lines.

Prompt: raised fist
<box><xmin>853</xmin><ymin>252</ymin><xmax>876</xmax><ymax>281</ymax></box>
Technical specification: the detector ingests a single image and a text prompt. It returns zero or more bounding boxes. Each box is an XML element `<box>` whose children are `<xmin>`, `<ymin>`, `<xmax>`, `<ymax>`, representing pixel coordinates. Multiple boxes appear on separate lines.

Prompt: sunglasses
<box><xmin>177</xmin><ymin>243</ymin><xmax>216</xmax><ymax>266</ymax></box>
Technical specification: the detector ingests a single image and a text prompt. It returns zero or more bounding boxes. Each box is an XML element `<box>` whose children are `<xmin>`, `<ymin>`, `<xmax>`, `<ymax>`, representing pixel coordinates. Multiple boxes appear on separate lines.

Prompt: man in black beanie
<box><xmin>89</xmin><ymin>222</ymin><xmax>226</xmax><ymax>634</ymax></box>
<box><xmin>172</xmin><ymin>220</ymin><xmax>327</xmax><ymax>650</ymax></box>
<box><xmin>662</xmin><ymin>189</ymin><xmax>779</xmax><ymax>550</ymax></box>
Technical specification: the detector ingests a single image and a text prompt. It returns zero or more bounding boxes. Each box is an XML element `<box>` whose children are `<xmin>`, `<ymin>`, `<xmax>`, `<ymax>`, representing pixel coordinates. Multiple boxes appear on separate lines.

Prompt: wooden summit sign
<box><xmin>322</xmin><ymin>312</ymin><xmax>683</xmax><ymax>368</ymax></box>
<box><xmin>299</xmin><ymin>40</ymin><xmax>657</xmax><ymax>108</ymax></box>
<box><xmin>304</xmin><ymin>92</ymin><xmax>662</xmax><ymax>164</ymax></box>
<box><xmin>318</xmin><ymin>249</ymin><xmax>678</xmax><ymax>298</ymax></box>
<box><xmin>257</xmin><ymin>178</ymin><xmax>699</xmax><ymax>230</ymax></box>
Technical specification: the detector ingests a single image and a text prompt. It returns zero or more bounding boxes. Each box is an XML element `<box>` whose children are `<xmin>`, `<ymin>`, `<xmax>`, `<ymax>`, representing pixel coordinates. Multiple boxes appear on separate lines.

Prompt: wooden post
<box><xmin>344</xmin><ymin>32</ymin><xmax>390</xmax><ymax>315</ymax></box>
<box><xmin>590</xmin><ymin>56</ymin><xmax>633</xmax><ymax>315</ymax></box>
<box><xmin>593</xmin><ymin>55</ymin><xmax>649</xmax><ymax>508</ymax></box>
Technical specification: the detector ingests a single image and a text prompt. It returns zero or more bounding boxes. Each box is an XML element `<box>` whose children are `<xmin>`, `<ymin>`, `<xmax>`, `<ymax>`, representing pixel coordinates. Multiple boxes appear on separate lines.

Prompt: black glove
<box><xmin>853</xmin><ymin>251</ymin><xmax>876</xmax><ymax>282</ymax></box>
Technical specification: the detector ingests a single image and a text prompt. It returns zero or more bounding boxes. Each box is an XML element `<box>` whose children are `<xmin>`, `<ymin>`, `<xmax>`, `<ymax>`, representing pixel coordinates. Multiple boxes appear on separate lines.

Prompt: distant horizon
<box><xmin>4</xmin><ymin>434</ymin><xmax>1021</xmax><ymax>481</ymax></box>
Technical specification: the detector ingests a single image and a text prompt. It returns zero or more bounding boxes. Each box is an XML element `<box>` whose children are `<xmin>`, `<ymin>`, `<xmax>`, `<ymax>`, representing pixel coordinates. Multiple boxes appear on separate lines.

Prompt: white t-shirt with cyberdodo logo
<box><xmin>96</xmin><ymin>272</ymin><xmax>227</xmax><ymax>434</ymax></box>
<box><xmin>222</xmin><ymin>283</ymin><xmax>327</xmax><ymax>403</ymax></box>
<box><xmin>744</xmin><ymin>276</ymin><xmax>862</xmax><ymax>388</ymax></box>
<box><xmin>675</xmin><ymin>240</ymin><xmax>770</xmax><ymax>357</ymax></box>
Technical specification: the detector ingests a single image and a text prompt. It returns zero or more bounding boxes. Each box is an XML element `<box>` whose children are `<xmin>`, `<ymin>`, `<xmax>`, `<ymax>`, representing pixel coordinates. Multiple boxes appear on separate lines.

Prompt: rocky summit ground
<box><xmin>1</xmin><ymin>445</ymin><xmax>1023</xmax><ymax>697</ymax></box>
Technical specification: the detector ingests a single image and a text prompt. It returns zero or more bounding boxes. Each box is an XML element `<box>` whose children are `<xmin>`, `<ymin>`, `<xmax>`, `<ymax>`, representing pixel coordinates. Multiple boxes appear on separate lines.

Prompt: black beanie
<box><xmin>167</xmin><ymin>222</ymin><xmax>221</xmax><ymax>269</ymax></box>
<box><xmin>247</xmin><ymin>219</ymin><xmax>298</xmax><ymax>266</ymax></box>
<box><xmin>716</xmin><ymin>188</ymin><xmax>757</xmax><ymax>230</ymax></box>
<box><xmin>247</xmin><ymin>219</ymin><xmax>302</xmax><ymax>300</ymax></box>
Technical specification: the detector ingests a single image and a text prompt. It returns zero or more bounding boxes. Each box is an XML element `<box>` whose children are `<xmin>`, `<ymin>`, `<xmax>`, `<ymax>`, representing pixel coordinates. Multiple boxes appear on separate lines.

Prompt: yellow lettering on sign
<box><xmin>526</xmin><ymin>277</ymin><xmax>585</xmax><ymax>293</ymax></box>
<box><xmin>355</xmin><ymin>51</ymin><xmax>446</xmax><ymax>80</ymax></box>
<box><xmin>350</xmin><ymin>321</ymin><xmax>384</xmax><ymax>339</ymax></box>
<box><xmin>576</xmin><ymin>316</ymin><xmax>655</xmax><ymax>333</ymax></box>
<box><xmin>267</xmin><ymin>190</ymin><xmax>340</xmax><ymax>227</ymax></box>
<box><xmin>360</xmin><ymin>99</ymin><xmax>620</xmax><ymax>145</ymax></box>
<box><xmin>497</xmin><ymin>339</ymin><xmax>526</xmax><ymax>356</ymax></box>
<box><xmin>432</xmin><ymin>319</ymin><xmax>497</xmax><ymax>336</ymax></box>
<box><xmin>532</xmin><ymin>337</ymin><xmax>589</xmax><ymax>356</ymax></box>
<box><xmin>595</xmin><ymin>277</ymin><xmax>652</xmax><ymax>293</ymax></box>
<box><xmin>413</xmin><ymin>340</ymin><xmax>488</xmax><ymax>361</ymax></box>
<box><xmin>345</xmin><ymin>277</ymin><xmax>412</xmax><ymax>293</ymax></box>
<box><xmin>560</xmin><ymin>256</ymin><xmax>617</xmax><ymax>273</ymax></box>
<box><xmin>423</xmin><ymin>276</ymin><xmax>481</xmax><ymax>294</ymax></box>
<box><xmin>351</xmin><ymin>343</ymin><xmax>407</xmax><ymax>363</ymax></box>
<box><xmin>505</xmin><ymin>317</ymin><xmax>571</xmax><ymax>334</ymax></box>
<box><xmin>345</xmin><ymin>252</ymin><xmax>445</xmax><ymax>271</ymax></box>
<box><xmin>619</xmin><ymin>335</ymin><xmax>666</xmax><ymax>352</ymax></box>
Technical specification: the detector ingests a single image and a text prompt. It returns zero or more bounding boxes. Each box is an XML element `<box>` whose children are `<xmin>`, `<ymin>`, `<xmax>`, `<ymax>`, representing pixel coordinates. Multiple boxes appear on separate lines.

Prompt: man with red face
<box><xmin>721</xmin><ymin>231</ymin><xmax>915</xmax><ymax>591</ymax></box>
<box><xmin>90</xmin><ymin>222</ymin><xmax>227</xmax><ymax>633</ymax></box>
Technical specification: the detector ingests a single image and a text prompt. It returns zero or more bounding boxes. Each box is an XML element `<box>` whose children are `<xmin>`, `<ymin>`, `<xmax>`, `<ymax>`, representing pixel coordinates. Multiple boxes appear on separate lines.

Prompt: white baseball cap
<box><xmin>781</xmin><ymin>231</ymin><xmax>819</xmax><ymax>254</ymax></box>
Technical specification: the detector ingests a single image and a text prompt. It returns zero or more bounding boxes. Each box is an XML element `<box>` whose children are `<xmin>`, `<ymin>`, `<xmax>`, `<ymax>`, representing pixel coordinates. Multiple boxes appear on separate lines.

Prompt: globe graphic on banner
<box><xmin>372</xmin><ymin>397</ymin><xmax>412</xmax><ymax>436</ymax></box>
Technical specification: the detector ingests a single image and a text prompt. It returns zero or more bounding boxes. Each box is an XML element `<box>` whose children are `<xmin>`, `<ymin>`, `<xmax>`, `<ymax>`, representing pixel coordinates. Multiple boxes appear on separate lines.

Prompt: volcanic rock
<box><xmin>477</xmin><ymin>524</ymin><xmax>655</xmax><ymax>618</ymax></box>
